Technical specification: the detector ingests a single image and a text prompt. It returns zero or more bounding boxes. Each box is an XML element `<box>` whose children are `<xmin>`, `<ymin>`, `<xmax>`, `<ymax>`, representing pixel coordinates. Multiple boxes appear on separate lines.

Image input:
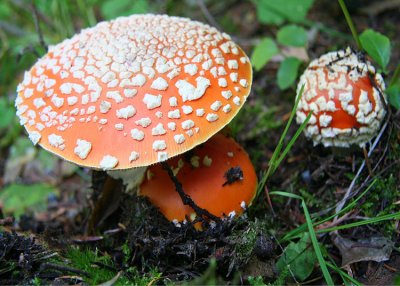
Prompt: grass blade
<box><xmin>302</xmin><ymin>200</ymin><xmax>334</xmax><ymax>285</ymax></box>
<box><xmin>270</xmin><ymin>191</ymin><xmax>334</xmax><ymax>284</ymax></box>
<box><xmin>257</xmin><ymin>84</ymin><xmax>306</xmax><ymax>196</ymax></box>
<box><xmin>272</xmin><ymin>111</ymin><xmax>312</xmax><ymax>174</ymax></box>
<box><xmin>338</xmin><ymin>0</ymin><xmax>362</xmax><ymax>50</ymax></box>
<box><xmin>280</xmin><ymin>179</ymin><xmax>377</xmax><ymax>242</ymax></box>
<box><xmin>318</xmin><ymin>212</ymin><xmax>400</xmax><ymax>233</ymax></box>
<box><xmin>326</xmin><ymin>262</ymin><xmax>362</xmax><ymax>286</ymax></box>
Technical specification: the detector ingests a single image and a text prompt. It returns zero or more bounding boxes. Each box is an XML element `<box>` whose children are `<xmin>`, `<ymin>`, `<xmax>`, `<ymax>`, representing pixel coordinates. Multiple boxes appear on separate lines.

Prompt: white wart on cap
<box><xmin>15</xmin><ymin>14</ymin><xmax>252</xmax><ymax>170</ymax></box>
<box><xmin>295</xmin><ymin>48</ymin><xmax>386</xmax><ymax>147</ymax></box>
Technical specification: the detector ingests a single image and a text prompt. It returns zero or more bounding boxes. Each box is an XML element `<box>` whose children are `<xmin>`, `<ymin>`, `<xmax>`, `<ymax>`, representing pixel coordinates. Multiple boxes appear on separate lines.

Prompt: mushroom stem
<box><xmin>160</xmin><ymin>161</ymin><xmax>221</xmax><ymax>223</ymax></box>
<box><xmin>86</xmin><ymin>170</ymin><xmax>123</xmax><ymax>234</ymax></box>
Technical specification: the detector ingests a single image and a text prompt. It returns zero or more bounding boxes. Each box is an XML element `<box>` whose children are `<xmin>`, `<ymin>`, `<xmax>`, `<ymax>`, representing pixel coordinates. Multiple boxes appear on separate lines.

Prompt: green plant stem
<box><xmin>338</xmin><ymin>0</ymin><xmax>362</xmax><ymax>50</ymax></box>
<box><xmin>302</xmin><ymin>200</ymin><xmax>334</xmax><ymax>285</ymax></box>
<box><xmin>326</xmin><ymin>262</ymin><xmax>361</xmax><ymax>286</ymax></box>
<box><xmin>389</xmin><ymin>64</ymin><xmax>400</xmax><ymax>87</ymax></box>
<box><xmin>256</xmin><ymin>85</ymin><xmax>306</xmax><ymax>197</ymax></box>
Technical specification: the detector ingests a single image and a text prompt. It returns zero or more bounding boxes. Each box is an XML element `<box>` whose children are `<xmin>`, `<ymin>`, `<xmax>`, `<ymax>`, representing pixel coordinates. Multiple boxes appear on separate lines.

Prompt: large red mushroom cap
<box><xmin>296</xmin><ymin>48</ymin><xmax>386</xmax><ymax>147</ymax></box>
<box><xmin>15</xmin><ymin>14</ymin><xmax>252</xmax><ymax>170</ymax></box>
<box><xmin>138</xmin><ymin>134</ymin><xmax>257</xmax><ymax>224</ymax></box>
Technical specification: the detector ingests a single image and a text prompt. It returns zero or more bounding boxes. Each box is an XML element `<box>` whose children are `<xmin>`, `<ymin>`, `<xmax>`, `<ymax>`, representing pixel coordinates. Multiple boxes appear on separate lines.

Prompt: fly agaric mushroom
<box><xmin>295</xmin><ymin>48</ymin><xmax>386</xmax><ymax>147</ymax></box>
<box><xmin>15</xmin><ymin>14</ymin><xmax>252</xmax><ymax>171</ymax></box>
<box><xmin>139</xmin><ymin>133</ymin><xmax>257</xmax><ymax>225</ymax></box>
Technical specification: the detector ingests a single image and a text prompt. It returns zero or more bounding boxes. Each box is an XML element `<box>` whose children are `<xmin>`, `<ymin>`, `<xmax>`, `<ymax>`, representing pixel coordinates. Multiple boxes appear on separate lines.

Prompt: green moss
<box><xmin>65</xmin><ymin>247</ymin><xmax>161</xmax><ymax>285</ymax></box>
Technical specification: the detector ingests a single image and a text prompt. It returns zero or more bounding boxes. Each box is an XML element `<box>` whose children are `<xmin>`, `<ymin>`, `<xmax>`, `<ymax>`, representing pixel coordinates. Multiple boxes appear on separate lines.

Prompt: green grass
<box><xmin>65</xmin><ymin>247</ymin><xmax>161</xmax><ymax>285</ymax></box>
<box><xmin>270</xmin><ymin>191</ymin><xmax>334</xmax><ymax>285</ymax></box>
<box><xmin>257</xmin><ymin>84</ymin><xmax>312</xmax><ymax>198</ymax></box>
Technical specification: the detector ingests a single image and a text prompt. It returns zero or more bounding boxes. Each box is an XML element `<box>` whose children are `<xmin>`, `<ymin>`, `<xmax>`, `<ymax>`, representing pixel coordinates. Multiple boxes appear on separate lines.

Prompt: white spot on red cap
<box><xmin>169</xmin><ymin>97</ymin><xmax>178</xmax><ymax>107</ymax></box>
<box><xmin>206</xmin><ymin>113</ymin><xmax>218</xmax><ymax>122</ymax></box>
<box><xmin>167</xmin><ymin>122</ymin><xmax>176</xmax><ymax>130</ymax></box>
<box><xmin>28</xmin><ymin>131</ymin><xmax>41</xmax><ymax>145</ymax></box>
<box><xmin>100</xmin><ymin>155</ymin><xmax>118</xmax><ymax>170</ymax></box>
<box><xmin>74</xmin><ymin>139</ymin><xmax>92</xmax><ymax>159</ymax></box>
<box><xmin>184</xmin><ymin>64</ymin><xmax>198</xmax><ymax>76</ymax></box>
<box><xmin>131</xmin><ymin>128</ymin><xmax>145</xmax><ymax>141</ymax></box>
<box><xmin>196</xmin><ymin>108</ymin><xmax>205</xmax><ymax>117</ymax></box>
<box><xmin>210</xmin><ymin>101</ymin><xmax>222</xmax><ymax>111</ymax></box>
<box><xmin>151</xmin><ymin>77</ymin><xmax>169</xmax><ymax>91</ymax></box>
<box><xmin>175</xmin><ymin>77</ymin><xmax>210</xmax><ymax>102</ymax></box>
<box><xmin>152</xmin><ymin>123</ymin><xmax>166</xmax><ymax>135</ymax></box>
<box><xmin>174</xmin><ymin>134</ymin><xmax>185</xmax><ymax>144</ymax></box>
<box><xmin>221</xmin><ymin>90</ymin><xmax>232</xmax><ymax>99</ymax></box>
<box><xmin>116</xmin><ymin>105</ymin><xmax>136</xmax><ymax>119</ymax></box>
<box><xmin>131</xmin><ymin>74</ymin><xmax>147</xmax><ymax>86</ymax></box>
<box><xmin>228</xmin><ymin>60</ymin><xmax>238</xmax><ymax>69</ymax></box>
<box><xmin>239</xmin><ymin>79</ymin><xmax>248</xmax><ymax>87</ymax></box>
<box><xmin>143</xmin><ymin>93</ymin><xmax>162</xmax><ymax>109</ymax></box>
<box><xmin>99</xmin><ymin>101</ymin><xmax>112</xmax><ymax>113</ymax></box>
<box><xmin>129</xmin><ymin>151</ymin><xmax>139</xmax><ymax>162</ymax></box>
<box><xmin>135</xmin><ymin>117</ymin><xmax>152</xmax><ymax>128</ymax></box>
<box><xmin>48</xmin><ymin>134</ymin><xmax>65</xmax><ymax>150</ymax></box>
<box><xmin>33</xmin><ymin>98</ymin><xmax>46</xmax><ymax>108</ymax></box>
<box><xmin>157</xmin><ymin>151</ymin><xmax>168</xmax><ymax>162</ymax></box>
<box><xmin>115</xmin><ymin>123</ymin><xmax>124</xmax><ymax>130</ymax></box>
<box><xmin>153</xmin><ymin>140</ymin><xmax>167</xmax><ymax>151</ymax></box>
<box><xmin>181</xmin><ymin>119</ymin><xmax>194</xmax><ymax>130</ymax></box>
<box><xmin>182</xmin><ymin>105</ymin><xmax>193</xmax><ymax>114</ymax></box>
<box><xmin>124</xmin><ymin>89</ymin><xmax>137</xmax><ymax>98</ymax></box>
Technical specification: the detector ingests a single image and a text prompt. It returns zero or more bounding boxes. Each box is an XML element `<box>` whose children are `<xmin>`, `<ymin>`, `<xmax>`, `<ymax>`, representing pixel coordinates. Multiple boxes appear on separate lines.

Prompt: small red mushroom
<box><xmin>138</xmin><ymin>134</ymin><xmax>257</xmax><ymax>226</ymax></box>
<box><xmin>295</xmin><ymin>48</ymin><xmax>387</xmax><ymax>147</ymax></box>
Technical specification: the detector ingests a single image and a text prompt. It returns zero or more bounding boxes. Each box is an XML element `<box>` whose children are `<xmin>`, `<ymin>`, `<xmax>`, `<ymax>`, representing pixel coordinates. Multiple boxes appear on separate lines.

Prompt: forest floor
<box><xmin>0</xmin><ymin>0</ymin><xmax>399</xmax><ymax>285</ymax></box>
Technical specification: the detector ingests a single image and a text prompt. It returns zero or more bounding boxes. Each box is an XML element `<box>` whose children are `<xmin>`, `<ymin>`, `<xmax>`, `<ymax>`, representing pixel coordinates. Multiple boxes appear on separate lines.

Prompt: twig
<box><xmin>334</xmin><ymin>118</ymin><xmax>389</xmax><ymax>217</ymax></box>
<box><xmin>31</xmin><ymin>0</ymin><xmax>47</xmax><ymax>50</ymax></box>
<box><xmin>363</xmin><ymin>146</ymin><xmax>373</xmax><ymax>176</ymax></box>
<box><xmin>196</xmin><ymin>0</ymin><xmax>222</xmax><ymax>31</ymax></box>
<box><xmin>264</xmin><ymin>185</ymin><xmax>276</xmax><ymax>216</ymax></box>
<box><xmin>161</xmin><ymin>161</ymin><xmax>220</xmax><ymax>223</ymax></box>
<box><xmin>40</xmin><ymin>263</ymin><xmax>90</xmax><ymax>277</ymax></box>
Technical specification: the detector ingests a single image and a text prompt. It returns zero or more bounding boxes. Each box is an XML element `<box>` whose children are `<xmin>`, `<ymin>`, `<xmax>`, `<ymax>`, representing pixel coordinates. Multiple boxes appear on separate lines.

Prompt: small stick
<box><xmin>31</xmin><ymin>0</ymin><xmax>47</xmax><ymax>51</ymax></box>
<box><xmin>196</xmin><ymin>0</ymin><xmax>222</xmax><ymax>31</ymax></box>
<box><xmin>264</xmin><ymin>185</ymin><xmax>276</xmax><ymax>217</ymax></box>
<box><xmin>363</xmin><ymin>146</ymin><xmax>373</xmax><ymax>177</ymax></box>
<box><xmin>40</xmin><ymin>262</ymin><xmax>90</xmax><ymax>277</ymax></box>
<box><xmin>161</xmin><ymin>161</ymin><xmax>220</xmax><ymax>222</ymax></box>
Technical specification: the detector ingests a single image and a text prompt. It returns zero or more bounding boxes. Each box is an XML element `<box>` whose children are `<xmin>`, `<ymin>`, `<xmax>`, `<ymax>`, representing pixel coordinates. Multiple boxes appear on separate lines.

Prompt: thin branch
<box><xmin>196</xmin><ymin>0</ymin><xmax>222</xmax><ymax>31</ymax></box>
<box><xmin>31</xmin><ymin>0</ymin><xmax>47</xmax><ymax>51</ymax></box>
<box><xmin>334</xmin><ymin>118</ymin><xmax>389</xmax><ymax>216</ymax></box>
<box><xmin>161</xmin><ymin>161</ymin><xmax>220</xmax><ymax>223</ymax></box>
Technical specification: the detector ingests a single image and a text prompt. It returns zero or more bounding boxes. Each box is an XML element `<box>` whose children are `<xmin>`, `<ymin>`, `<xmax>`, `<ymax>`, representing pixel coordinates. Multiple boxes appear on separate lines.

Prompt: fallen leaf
<box><xmin>332</xmin><ymin>233</ymin><xmax>394</xmax><ymax>267</ymax></box>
